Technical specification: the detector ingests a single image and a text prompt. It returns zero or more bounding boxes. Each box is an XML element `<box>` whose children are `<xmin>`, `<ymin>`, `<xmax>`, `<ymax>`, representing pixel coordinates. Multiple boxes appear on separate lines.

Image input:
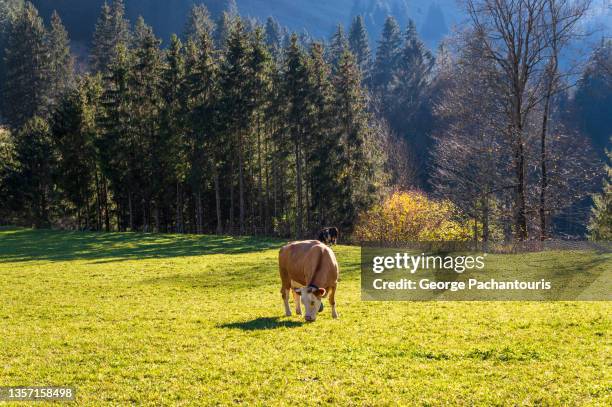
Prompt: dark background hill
<box><xmin>31</xmin><ymin>0</ymin><xmax>461</xmax><ymax>50</ymax></box>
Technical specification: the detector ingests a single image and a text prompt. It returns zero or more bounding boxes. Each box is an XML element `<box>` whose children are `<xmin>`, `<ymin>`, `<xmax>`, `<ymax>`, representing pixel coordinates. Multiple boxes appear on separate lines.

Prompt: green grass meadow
<box><xmin>0</xmin><ymin>228</ymin><xmax>610</xmax><ymax>405</ymax></box>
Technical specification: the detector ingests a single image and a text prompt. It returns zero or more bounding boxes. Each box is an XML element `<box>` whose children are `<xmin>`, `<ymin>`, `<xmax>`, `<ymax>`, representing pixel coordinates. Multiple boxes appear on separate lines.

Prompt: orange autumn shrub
<box><xmin>354</xmin><ymin>190</ymin><xmax>471</xmax><ymax>242</ymax></box>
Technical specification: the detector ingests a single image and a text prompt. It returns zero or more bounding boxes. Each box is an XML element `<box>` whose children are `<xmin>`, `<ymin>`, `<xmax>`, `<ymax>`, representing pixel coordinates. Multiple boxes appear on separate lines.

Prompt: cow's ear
<box><xmin>315</xmin><ymin>288</ymin><xmax>326</xmax><ymax>298</ymax></box>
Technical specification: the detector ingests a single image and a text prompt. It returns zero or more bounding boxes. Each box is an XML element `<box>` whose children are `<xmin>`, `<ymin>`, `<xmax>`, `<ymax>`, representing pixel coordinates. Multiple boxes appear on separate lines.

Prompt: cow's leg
<box><xmin>329</xmin><ymin>286</ymin><xmax>338</xmax><ymax>319</ymax></box>
<box><xmin>281</xmin><ymin>288</ymin><xmax>291</xmax><ymax>316</ymax></box>
<box><xmin>279</xmin><ymin>266</ymin><xmax>292</xmax><ymax>317</ymax></box>
<box><xmin>292</xmin><ymin>290</ymin><xmax>302</xmax><ymax>315</ymax></box>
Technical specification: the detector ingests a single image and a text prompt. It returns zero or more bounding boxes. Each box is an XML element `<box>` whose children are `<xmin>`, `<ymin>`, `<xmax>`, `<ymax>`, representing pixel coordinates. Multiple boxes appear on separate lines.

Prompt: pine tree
<box><xmin>573</xmin><ymin>40</ymin><xmax>612</xmax><ymax>154</ymax></box>
<box><xmin>161</xmin><ymin>34</ymin><xmax>187</xmax><ymax>233</ymax></box>
<box><xmin>91</xmin><ymin>0</ymin><xmax>130</xmax><ymax>73</ymax></box>
<box><xmin>13</xmin><ymin>116</ymin><xmax>54</xmax><ymax>227</ymax></box>
<box><xmin>248</xmin><ymin>27</ymin><xmax>274</xmax><ymax>233</ymax></box>
<box><xmin>333</xmin><ymin>50</ymin><xmax>382</xmax><ymax>229</ymax></box>
<box><xmin>214</xmin><ymin>11</ymin><xmax>234</xmax><ymax>49</ymax></box>
<box><xmin>47</xmin><ymin>11</ymin><xmax>74</xmax><ymax>106</ymax></box>
<box><xmin>589</xmin><ymin>143</ymin><xmax>612</xmax><ymax>240</ymax></box>
<box><xmin>282</xmin><ymin>34</ymin><xmax>310</xmax><ymax>237</ymax></box>
<box><xmin>130</xmin><ymin>17</ymin><xmax>164</xmax><ymax>232</ymax></box>
<box><xmin>304</xmin><ymin>42</ymin><xmax>339</xmax><ymax>228</ymax></box>
<box><xmin>0</xmin><ymin>125</ymin><xmax>17</xmax><ymax>221</ymax></box>
<box><xmin>91</xmin><ymin>1</ymin><xmax>111</xmax><ymax>71</ymax></box>
<box><xmin>97</xmin><ymin>43</ymin><xmax>133</xmax><ymax>230</ymax></box>
<box><xmin>397</xmin><ymin>20</ymin><xmax>434</xmax><ymax>87</ymax></box>
<box><xmin>0</xmin><ymin>1</ymin><xmax>23</xmax><ymax>57</ymax></box>
<box><xmin>328</xmin><ymin>24</ymin><xmax>349</xmax><ymax>70</ymax></box>
<box><xmin>0</xmin><ymin>0</ymin><xmax>23</xmax><ymax>120</ymax></box>
<box><xmin>184</xmin><ymin>3</ymin><xmax>215</xmax><ymax>43</ymax></box>
<box><xmin>219</xmin><ymin>18</ymin><xmax>252</xmax><ymax>234</ymax></box>
<box><xmin>51</xmin><ymin>79</ymin><xmax>100</xmax><ymax>229</ymax></box>
<box><xmin>391</xmin><ymin>19</ymin><xmax>434</xmax><ymax>134</ymax></box>
<box><xmin>225</xmin><ymin>0</ymin><xmax>238</xmax><ymax>16</ymax></box>
<box><xmin>3</xmin><ymin>2</ymin><xmax>50</xmax><ymax>129</ymax></box>
<box><xmin>371</xmin><ymin>16</ymin><xmax>401</xmax><ymax>91</ymax></box>
<box><xmin>265</xmin><ymin>51</ymin><xmax>290</xmax><ymax>235</ymax></box>
<box><xmin>348</xmin><ymin>15</ymin><xmax>371</xmax><ymax>78</ymax></box>
<box><xmin>264</xmin><ymin>17</ymin><xmax>283</xmax><ymax>60</ymax></box>
<box><xmin>184</xmin><ymin>22</ymin><xmax>218</xmax><ymax>234</ymax></box>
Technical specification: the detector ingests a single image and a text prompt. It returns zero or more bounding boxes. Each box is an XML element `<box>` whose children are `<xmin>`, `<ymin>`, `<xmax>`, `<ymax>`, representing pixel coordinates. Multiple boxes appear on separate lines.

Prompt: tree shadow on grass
<box><xmin>219</xmin><ymin>317</ymin><xmax>304</xmax><ymax>330</ymax></box>
<box><xmin>0</xmin><ymin>228</ymin><xmax>284</xmax><ymax>263</ymax></box>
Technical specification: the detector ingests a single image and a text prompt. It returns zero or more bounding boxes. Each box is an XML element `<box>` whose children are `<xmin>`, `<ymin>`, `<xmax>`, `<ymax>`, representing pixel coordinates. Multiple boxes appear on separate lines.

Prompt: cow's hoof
<box><xmin>295</xmin><ymin>309</ymin><xmax>302</xmax><ymax>315</ymax></box>
<box><xmin>332</xmin><ymin>312</ymin><xmax>339</xmax><ymax>319</ymax></box>
<box><xmin>285</xmin><ymin>311</ymin><xmax>292</xmax><ymax>317</ymax></box>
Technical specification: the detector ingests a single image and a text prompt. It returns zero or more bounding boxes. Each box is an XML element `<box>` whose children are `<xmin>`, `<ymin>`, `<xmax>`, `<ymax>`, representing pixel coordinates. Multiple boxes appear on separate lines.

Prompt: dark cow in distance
<box><xmin>279</xmin><ymin>240</ymin><xmax>339</xmax><ymax>321</ymax></box>
<box><xmin>317</xmin><ymin>227</ymin><xmax>339</xmax><ymax>245</ymax></box>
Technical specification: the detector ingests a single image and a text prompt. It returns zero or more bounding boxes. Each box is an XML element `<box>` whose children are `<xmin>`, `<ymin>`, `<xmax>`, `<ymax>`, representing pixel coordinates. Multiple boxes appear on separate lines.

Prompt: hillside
<box><xmin>31</xmin><ymin>0</ymin><xmax>462</xmax><ymax>50</ymax></box>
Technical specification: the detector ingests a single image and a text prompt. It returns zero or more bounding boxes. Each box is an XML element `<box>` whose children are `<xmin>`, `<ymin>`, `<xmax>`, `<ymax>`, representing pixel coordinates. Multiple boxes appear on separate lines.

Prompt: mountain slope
<box><xmin>30</xmin><ymin>0</ymin><xmax>611</xmax><ymax>53</ymax></box>
<box><xmin>31</xmin><ymin>0</ymin><xmax>461</xmax><ymax>50</ymax></box>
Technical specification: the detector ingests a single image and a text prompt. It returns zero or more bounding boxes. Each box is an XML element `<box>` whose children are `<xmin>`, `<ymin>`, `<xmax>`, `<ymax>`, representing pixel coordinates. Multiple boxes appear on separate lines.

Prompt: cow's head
<box><xmin>294</xmin><ymin>286</ymin><xmax>326</xmax><ymax>322</ymax></box>
<box><xmin>329</xmin><ymin>227</ymin><xmax>339</xmax><ymax>245</ymax></box>
<box><xmin>318</xmin><ymin>230</ymin><xmax>331</xmax><ymax>245</ymax></box>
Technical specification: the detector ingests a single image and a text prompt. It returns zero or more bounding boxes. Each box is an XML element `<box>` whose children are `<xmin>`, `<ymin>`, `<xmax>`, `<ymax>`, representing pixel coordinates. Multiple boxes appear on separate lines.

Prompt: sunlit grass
<box><xmin>0</xmin><ymin>228</ymin><xmax>610</xmax><ymax>405</ymax></box>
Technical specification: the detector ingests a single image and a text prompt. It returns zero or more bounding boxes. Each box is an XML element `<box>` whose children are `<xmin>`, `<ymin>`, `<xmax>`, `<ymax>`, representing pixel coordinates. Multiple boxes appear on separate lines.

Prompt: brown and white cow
<box><xmin>278</xmin><ymin>240</ymin><xmax>339</xmax><ymax>321</ymax></box>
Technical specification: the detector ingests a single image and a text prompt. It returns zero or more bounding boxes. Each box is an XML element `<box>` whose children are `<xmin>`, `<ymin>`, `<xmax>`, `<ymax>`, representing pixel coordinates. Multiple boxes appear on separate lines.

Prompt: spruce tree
<box><xmin>388</xmin><ymin>19</ymin><xmax>434</xmax><ymax>171</ymax></box>
<box><xmin>13</xmin><ymin>116</ymin><xmax>54</xmax><ymax>227</ymax></box>
<box><xmin>131</xmin><ymin>17</ymin><xmax>164</xmax><ymax>232</ymax></box>
<box><xmin>248</xmin><ymin>27</ymin><xmax>274</xmax><ymax>233</ymax></box>
<box><xmin>0</xmin><ymin>125</ymin><xmax>17</xmax><ymax>221</ymax></box>
<box><xmin>589</xmin><ymin>143</ymin><xmax>612</xmax><ymax>240</ymax></box>
<box><xmin>390</xmin><ymin>19</ymin><xmax>434</xmax><ymax>131</ymax></box>
<box><xmin>51</xmin><ymin>80</ymin><xmax>100</xmax><ymax>229</ymax></box>
<box><xmin>397</xmin><ymin>20</ymin><xmax>434</xmax><ymax>91</ymax></box>
<box><xmin>328</xmin><ymin>24</ymin><xmax>349</xmax><ymax>70</ymax></box>
<box><xmin>214</xmin><ymin>11</ymin><xmax>234</xmax><ymax>49</ymax></box>
<box><xmin>0</xmin><ymin>0</ymin><xmax>23</xmax><ymax>120</ymax></box>
<box><xmin>333</xmin><ymin>50</ymin><xmax>382</xmax><ymax>229</ymax></box>
<box><xmin>97</xmin><ymin>43</ymin><xmax>133</xmax><ymax>230</ymax></box>
<box><xmin>184</xmin><ymin>4</ymin><xmax>215</xmax><ymax>43</ymax></box>
<box><xmin>265</xmin><ymin>50</ymin><xmax>290</xmax><ymax>234</ymax></box>
<box><xmin>348</xmin><ymin>15</ymin><xmax>371</xmax><ymax>78</ymax></box>
<box><xmin>573</xmin><ymin>40</ymin><xmax>612</xmax><ymax>154</ymax></box>
<box><xmin>371</xmin><ymin>16</ymin><xmax>401</xmax><ymax>91</ymax></box>
<box><xmin>305</xmin><ymin>42</ymin><xmax>339</xmax><ymax>227</ymax></box>
<box><xmin>206</xmin><ymin>0</ymin><xmax>238</xmax><ymax>18</ymax></box>
<box><xmin>0</xmin><ymin>1</ymin><xmax>23</xmax><ymax>61</ymax></box>
<box><xmin>91</xmin><ymin>0</ymin><xmax>130</xmax><ymax>73</ymax></box>
<box><xmin>264</xmin><ymin>17</ymin><xmax>283</xmax><ymax>60</ymax></box>
<box><xmin>91</xmin><ymin>1</ymin><xmax>111</xmax><ymax>71</ymax></box>
<box><xmin>162</xmin><ymin>35</ymin><xmax>187</xmax><ymax>232</ymax></box>
<box><xmin>47</xmin><ymin>11</ymin><xmax>74</xmax><ymax>106</ymax></box>
<box><xmin>225</xmin><ymin>0</ymin><xmax>238</xmax><ymax>16</ymax></box>
<box><xmin>282</xmin><ymin>34</ymin><xmax>310</xmax><ymax>237</ymax></box>
<box><xmin>184</xmin><ymin>22</ymin><xmax>218</xmax><ymax>234</ymax></box>
<box><xmin>298</xmin><ymin>29</ymin><xmax>314</xmax><ymax>48</ymax></box>
<box><xmin>219</xmin><ymin>18</ymin><xmax>252</xmax><ymax>234</ymax></box>
<box><xmin>3</xmin><ymin>2</ymin><xmax>50</xmax><ymax>129</ymax></box>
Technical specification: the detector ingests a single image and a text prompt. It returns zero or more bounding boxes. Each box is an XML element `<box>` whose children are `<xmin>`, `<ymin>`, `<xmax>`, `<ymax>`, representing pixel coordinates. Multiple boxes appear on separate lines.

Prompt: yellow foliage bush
<box><xmin>354</xmin><ymin>190</ymin><xmax>472</xmax><ymax>242</ymax></box>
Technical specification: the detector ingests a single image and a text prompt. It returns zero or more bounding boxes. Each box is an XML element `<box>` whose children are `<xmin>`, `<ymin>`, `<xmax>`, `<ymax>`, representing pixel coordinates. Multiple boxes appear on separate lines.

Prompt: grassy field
<box><xmin>0</xmin><ymin>228</ymin><xmax>610</xmax><ymax>405</ymax></box>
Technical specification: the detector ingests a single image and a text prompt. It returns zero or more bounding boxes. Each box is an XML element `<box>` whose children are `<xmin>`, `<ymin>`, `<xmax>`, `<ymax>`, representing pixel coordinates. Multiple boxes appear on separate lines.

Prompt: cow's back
<box><xmin>279</xmin><ymin>240</ymin><xmax>320</xmax><ymax>277</ymax></box>
<box><xmin>279</xmin><ymin>240</ymin><xmax>338</xmax><ymax>288</ymax></box>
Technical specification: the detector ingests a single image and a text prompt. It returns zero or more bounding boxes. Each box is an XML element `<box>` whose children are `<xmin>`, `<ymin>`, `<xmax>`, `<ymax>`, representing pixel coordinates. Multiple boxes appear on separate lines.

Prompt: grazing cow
<box><xmin>317</xmin><ymin>227</ymin><xmax>339</xmax><ymax>245</ymax></box>
<box><xmin>278</xmin><ymin>240</ymin><xmax>339</xmax><ymax>321</ymax></box>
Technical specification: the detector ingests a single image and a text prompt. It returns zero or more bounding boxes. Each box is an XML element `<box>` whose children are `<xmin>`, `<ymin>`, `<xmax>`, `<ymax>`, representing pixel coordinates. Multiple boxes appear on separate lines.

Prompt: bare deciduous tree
<box><xmin>432</xmin><ymin>30</ymin><xmax>513</xmax><ymax>247</ymax></box>
<box><xmin>537</xmin><ymin>0</ymin><xmax>590</xmax><ymax>239</ymax></box>
<box><xmin>465</xmin><ymin>0</ymin><xmax>591</xmax><ymax>240</ymax></box>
